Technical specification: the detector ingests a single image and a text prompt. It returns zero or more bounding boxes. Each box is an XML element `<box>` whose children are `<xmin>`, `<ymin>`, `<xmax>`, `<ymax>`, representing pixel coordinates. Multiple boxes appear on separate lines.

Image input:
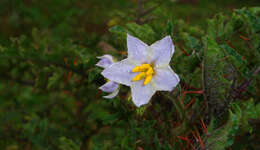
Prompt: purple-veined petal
<box><xmin>130</xmin><ymin>81</ymin><xmax>156</xmax><ymax>107</ymax></box>
<box><xmin>103</xmin><ymin>88</ymin><xmax>119</xmax><ymax>99</ymax></box>
<box><xmin>150</xmin><ymin>36</ymin><xmax>174</xmax><ymax>67</ymax></box>
<box><xmin>101</xmin><ymin>59</ymin><xmax>137</xmax><ymax>86</ymax></box>
<box><xmin>99</xmin><ymin>81</ymin><xmax>119</xmax><ymax>93</ymax></box>
<box><xmin>127</xmin><ymin>34</ymin><xmax>148</xmax><ymax>63</ymax></box>
<box><xmin>96</xmin><ymin>54</ymin><xmax>114</xmax><ymax>68</ymax></box>
<box><xmin>152</xmin><ymin>65</ymin><xmax>180</xmax><ymax>91</ymax></box>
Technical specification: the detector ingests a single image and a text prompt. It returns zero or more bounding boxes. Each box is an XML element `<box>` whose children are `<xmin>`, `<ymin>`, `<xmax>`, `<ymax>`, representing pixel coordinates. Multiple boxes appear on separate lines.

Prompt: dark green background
<box><xmin>0</xmin><ymin>0</ymin><xmax>260</xmax><ymax>150</ymax></box>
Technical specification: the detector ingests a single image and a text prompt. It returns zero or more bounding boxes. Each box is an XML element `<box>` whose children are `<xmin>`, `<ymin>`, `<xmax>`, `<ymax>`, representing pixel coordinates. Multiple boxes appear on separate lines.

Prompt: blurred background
<box><xmin>0</xmin><ymin>0</ymin><xmax>260</xmax><ymax>150</ymax></box>
<box><xmin>0</xmin><ymin>0</ymin><xmax>259</xmax><ymax>39</ymax></box>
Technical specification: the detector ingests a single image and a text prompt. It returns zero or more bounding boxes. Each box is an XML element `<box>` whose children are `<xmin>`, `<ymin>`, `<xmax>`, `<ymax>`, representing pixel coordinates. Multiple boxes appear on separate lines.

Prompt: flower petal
<box><xmin>101</xmin><ymin>59</ymin><xmax>136</xmax><ymax>86</ymax></box>
<box><xmin>130</xmin><ymin>81</ymin><xmax>156</xmax><ymax>107</ymax></box>
<box><xmin>96</xmin><ymin>54</ymin><xmax>114</xmax><ymax>68</ymax></box>
<box><xmin>127</xmin><ymin>34</ymin><xmax>148</xmax><ymax>63</ymax></box>
<box><xmin>152</xmin><ymin>66</ymin><xmax>180</xmax><ymax>91</ymax></box>
<box><xmin>99</xmin><ymin>81</ymin><xmax>119</xmax><ymax>93</ymax></box>
<box><xmin>103</xmin><ymin>88</ymin><xmax>119</xmax><ymax>99</ymax></box>
<box><xmin>150</xmin><ymin>36</ymin><xmax>174</xmax><ymax>67</ymax></box>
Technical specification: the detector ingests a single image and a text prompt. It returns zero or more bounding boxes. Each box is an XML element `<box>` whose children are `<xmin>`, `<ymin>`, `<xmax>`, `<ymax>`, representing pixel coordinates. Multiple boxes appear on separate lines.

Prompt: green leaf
<box><xmin>232</xmin><ymin>99</ymin><xmax>260</xmax><ymax>133</ymax></box>
<box><xmin>206</xmin><ymin>111</ymin><xmax>235</xmax><ymax>150</ymax></box>
<box><xmin>109</xmin><ymin>25</ymin><xmax>127</xmax><ymax>35</ymax></box>
<box><xmin>126</xmin><ymin>23</ymin><xmax>156</xmax><ymax>43</ymax></box>
<box><xmin>220</xmin><ymin>44</ymin><xmax>247</xmax><ymax>66</ymax></box>
<box><xmin>88</xmin><ymin>68</ymin><xmax>100</xmax><ymax>83</ymax></box>
<box><xmin>59</xmin><ymin>137</ymin><xmax>80</xmax><ymax>150</ymax></box>
<box><xmin>220</xmin><ymin>44</ymin><xmax>250</xmax><ymax>77</ymax></box>
<box><xmin>165</xmin><ymin>21</ymin><xmax>174</xmax><ymax>35</ymax></box>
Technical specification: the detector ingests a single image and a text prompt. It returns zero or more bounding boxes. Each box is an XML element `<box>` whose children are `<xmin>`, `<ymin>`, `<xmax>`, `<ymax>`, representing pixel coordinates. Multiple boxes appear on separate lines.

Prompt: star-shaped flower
<box><xmin>101</xmin><ymin>34</ymin><xmax>180</xmax><ymax>107</ymax></box>
<box><xmin>96</xmin><ymin>55</ymin><xmax>119</xmax><ymax>99</ymax></box>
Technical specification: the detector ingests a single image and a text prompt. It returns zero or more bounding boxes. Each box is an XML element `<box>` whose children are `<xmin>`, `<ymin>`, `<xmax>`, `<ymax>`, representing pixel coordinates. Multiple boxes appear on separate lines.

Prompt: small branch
<box><xmin>136</xmin><ymin>0</ymin><xmax>144</xmax><ymax>24</ymax></box>
<box><xmin>139</xmin><ymin>4</ymin><xmax>159</xmax><ymax>18</ymax></box>
<box><xmin>176</xmin><ymin>43</ymin><xmax>190</xmax><ymax>56</ymax></box>
<box><xmin>139</xmin><ymin>16</ymin><xmax>157</xmax><ymax>25</ymax></box>
<box><xmin>135</xmin><ymin>0</ymin><xmax>166</xmax><ymax>24</ymax></box>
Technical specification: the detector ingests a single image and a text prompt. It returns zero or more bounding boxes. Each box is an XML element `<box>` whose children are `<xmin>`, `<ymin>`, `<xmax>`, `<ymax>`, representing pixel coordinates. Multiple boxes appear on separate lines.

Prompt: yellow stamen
<box><xmin>132</xmin><ymin>64</ymin><xmax>151</xmax><ymax>72</ymax></box>
<box><xmin>146</xmin><ymin>67</ymin><xmax>154</xmax><ymax>76</ymax></box>
<box><xmin>139</xmin><ymin>64</ymin><xmax>151</xmax><ymax>69</ymax></box>
<box><xmin>132</xmin><ymin>72</ymin><xmax>146</xmax><ymax>81</ymax></box>
<box><xmin>144</xmin><ymin>75</ymin><xmax>153</xmax><ymax>85</ymax></box>
<box><xmin>132</xmin><ymin>66</ymin><xmax>143</xmax><ymax>72</ymax></box>
<box><xmin>131</xmin><ymin>63</ymin><xmax>154</xmax><ymax>85</ymax></box>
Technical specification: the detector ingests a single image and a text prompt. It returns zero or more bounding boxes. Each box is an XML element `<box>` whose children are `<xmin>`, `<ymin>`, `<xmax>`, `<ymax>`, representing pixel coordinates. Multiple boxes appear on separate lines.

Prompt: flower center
<box><xmin>131</xmin><ymin>63</ymin><xmax>154</xmax><ymax>85</ymax></box>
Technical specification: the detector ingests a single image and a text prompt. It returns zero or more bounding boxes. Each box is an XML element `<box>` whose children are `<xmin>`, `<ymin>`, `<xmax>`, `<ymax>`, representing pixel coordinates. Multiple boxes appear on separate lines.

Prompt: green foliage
<box><xmin>206</xmin><ymin>99</ymin><xmax>260</xmax><ymax>150</ymax></box>
<box><xmin>232</xmin><ymin>99</ymin><xmax>260</xmax><ymax>133</ymax></box>
<box><xmin>0</xmin><ymin>0</ymin><xmax>260</xmax><ymax>150</ymax></box>
<box><xmin>59</xmin><ymin>137</ymin><xmax>80</xmax><ymax>150</ymax></box>
<box><xmin>206</xmin><ymin>111</ymin><xmax>236</xmax><ymax>150</ymax></box>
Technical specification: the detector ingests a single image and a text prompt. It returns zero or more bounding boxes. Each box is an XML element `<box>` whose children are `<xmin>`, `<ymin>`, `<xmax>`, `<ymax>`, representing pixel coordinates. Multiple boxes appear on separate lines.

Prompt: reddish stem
<box><xmin>185</xmin><ymin>98</ymin><xmax>195</xmax><ymax>109</ymax></box>
<box><xmin>177</xmin><ymin>136</ymin><xmax>195</xmax><ymax>150</ymax></box>
<box><xmin>200</xmin><ymin>118</ymin><xmax>208</xmax><ymax>136</ymax></box>
<box><xmin>239</xmin><ymin>35</ymin><xmax>249</xmax><ymax>41</ymax></box>
<box><xmin>195</xmin><ymin>129</ymin><xmax>205</xmax><ymax>149</ymax></box>
<box><xmin>182</xmin><ymin>90</ymin><xmax>204</xmax><ymax>103</ymax></box>
<box><xmin>176</xmin><ymin>43</ymin><xmax>190</xmax><ymax>56</ymax></box>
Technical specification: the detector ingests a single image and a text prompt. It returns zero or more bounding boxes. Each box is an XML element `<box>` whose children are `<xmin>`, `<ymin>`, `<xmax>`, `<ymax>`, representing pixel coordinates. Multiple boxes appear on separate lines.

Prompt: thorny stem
<box><xmin>201</xmin><ymin>37</ymin><xmax>208</xmax><ymax>110</ymax></box>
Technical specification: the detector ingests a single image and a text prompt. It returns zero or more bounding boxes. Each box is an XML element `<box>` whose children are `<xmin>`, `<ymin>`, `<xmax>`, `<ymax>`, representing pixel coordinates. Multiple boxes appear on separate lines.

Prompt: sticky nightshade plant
<box><xmin>96</xmin><ymin>55</ymin><xmax>119</xmax><ymax>98</ymax></box>
<box><xmin>101</xmin><ymin>34</ymin><xmax>180</xmax><ymax>107</ymax></box>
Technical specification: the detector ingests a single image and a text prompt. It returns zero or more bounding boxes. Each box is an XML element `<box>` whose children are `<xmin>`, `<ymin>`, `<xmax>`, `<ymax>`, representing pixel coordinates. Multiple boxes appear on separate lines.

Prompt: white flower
<box><xmin>96</xmin><ymin>55</ymin><xmax>119</xmax><ymax>99</ymax></box>
<box><xmin>101</xmin><ymin>34</ymin><xmax>180</xmax><ymax>107</ymax></box>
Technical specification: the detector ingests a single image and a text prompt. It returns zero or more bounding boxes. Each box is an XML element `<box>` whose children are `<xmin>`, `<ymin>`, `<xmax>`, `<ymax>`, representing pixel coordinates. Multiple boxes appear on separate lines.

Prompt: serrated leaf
<box><xmin>126</xmin><ymin>23</ymin><xmax>156</xmax><ymax>43</ymax></box>
<box><xmin>206</xmin><ymin>111</ymin><xmax>235</xmax><ymax>150</ymax></box>
<box><xmin>220</xmin><ymin>44</ymin><xmax>247</xmax><ymax>66</ymax></box>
